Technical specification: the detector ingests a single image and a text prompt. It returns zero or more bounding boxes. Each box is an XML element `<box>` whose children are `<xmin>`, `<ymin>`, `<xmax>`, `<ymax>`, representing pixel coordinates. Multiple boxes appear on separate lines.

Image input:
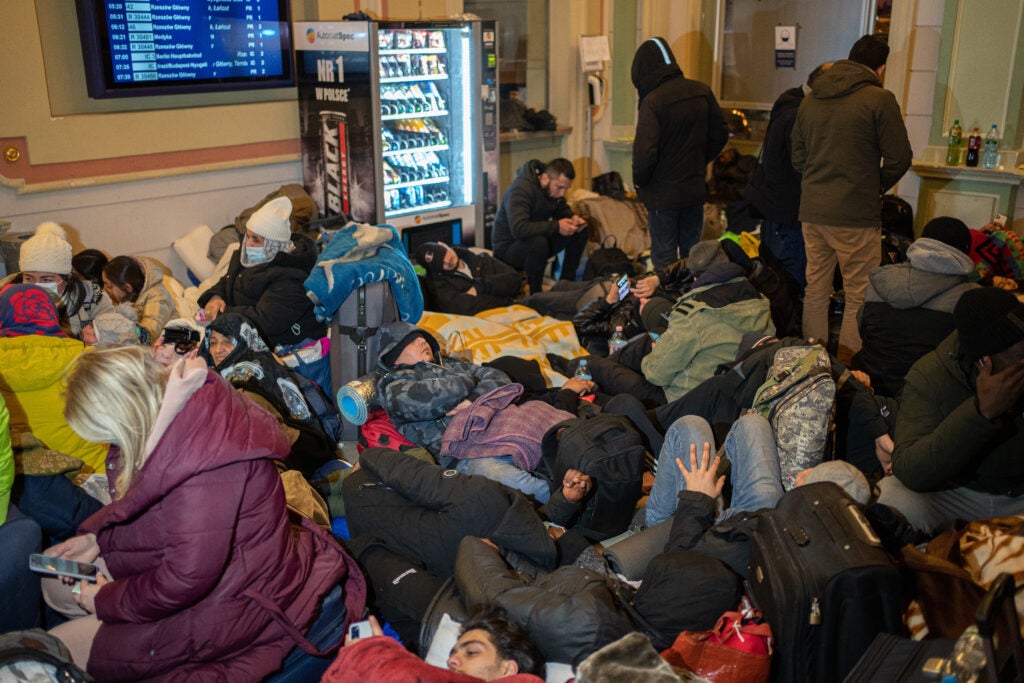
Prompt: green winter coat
<box><xmin>641</xmin><ymin>275</ymin><xmax>774</xmax><ymax>402</ymax></box>
<box><xmin>892</xmin><ymin>333</ymin><xmax>1024</xmax><ymax>495</ymax></box>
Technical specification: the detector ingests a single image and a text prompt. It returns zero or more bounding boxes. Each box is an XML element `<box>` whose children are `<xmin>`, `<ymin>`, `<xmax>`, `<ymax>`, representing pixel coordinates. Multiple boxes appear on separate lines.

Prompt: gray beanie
<box><xmin>685</xmin><ymin>240</ymin><xmax>729</xmax><ymax>276</ymax></box>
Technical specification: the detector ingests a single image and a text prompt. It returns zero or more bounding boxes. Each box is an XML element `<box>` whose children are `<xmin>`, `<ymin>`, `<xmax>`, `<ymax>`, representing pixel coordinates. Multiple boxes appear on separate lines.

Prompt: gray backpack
<box><xmin>751</xmin><ymin>345</ymin><xmax>836</xmax><ymax>489</ymax></box>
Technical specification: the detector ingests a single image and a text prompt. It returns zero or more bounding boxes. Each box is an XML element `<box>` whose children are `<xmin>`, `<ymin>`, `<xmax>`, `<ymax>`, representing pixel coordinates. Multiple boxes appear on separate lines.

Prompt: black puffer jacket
<box><xmin>744</xmin><ymin>86</ymin><xmax>805</xmax><ymax>222</ymax></box>
<box><xmin>198</xmin><ymin>232</ymin><xmax>324</xmax><ymax>347</ymax></box>
<box><xmin>343</xmin><ymin>448</ymin><xmax>558</xmax><ymax>578</ymax></box>
<box><xmin>454</xmin><ymin>537</ymin><xmax>634</xmax><ymax>666</ymax></box>
<box><xmin>421</xmin><ymin>246</ymin><xmax>523</xmax><ymax>315</ymax></box>
<box><xmin>573</xmin><ymin>295</ymin><xmax>643</xmax><ymax>355</ymax></box>
<box><xmin>631</xmin><ymin>38</ymin><xmax>728</xmax><ymax>210</ymax></box>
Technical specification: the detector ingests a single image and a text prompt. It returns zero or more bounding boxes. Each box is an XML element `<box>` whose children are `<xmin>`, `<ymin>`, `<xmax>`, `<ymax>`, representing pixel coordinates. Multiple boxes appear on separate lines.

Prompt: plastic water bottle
<box><xmin>574</xmin><ymin>359</ymin><xmax>592</xmax><ymax>381</ymax></box>
<box><xmin>982</xmin><ymin>125</ymin><xmax>1000</xmax><ymax>169</ymax></box>
<box><xmin>944</xmin><ymin>624</ymin><xmax>987</xmax><ymax>683</ymax></box>
<box><xmin>608</xmin><ymin>325</ymin><xmax>628</xmax><ymax>354</ymax></box>
<box><xmin>946</xmin><ymin>119</ymin><xmax>962</xmax><ymax>165</ymax></box>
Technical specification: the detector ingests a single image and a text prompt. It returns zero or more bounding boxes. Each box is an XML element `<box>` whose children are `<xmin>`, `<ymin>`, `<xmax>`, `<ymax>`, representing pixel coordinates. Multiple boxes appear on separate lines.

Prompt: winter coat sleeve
<box><xmin>506</xmin><ymin>183</ymin><xmax>558</xmax><ymax>242</ymax></box>
<box><xmin>425</xmin><ymin>276</ymin><xmax>489</xmax><ymax>317</ymax></box>
<box><xmin>224</xmin><ymin>275</ymin><xmax>312</xmax><ymax>343</ymax></box>
<box><xmin>92</xmin><ymin>464</ymin><xmax>247</xmax><ymax>624</ymax></box>
<box><xmin>666</xmin><ymin>491</ymin><xmax>718</xmax><ymax>552</ymax></box>
<box><xmin>632</xmin><ymin>100</ymin><xmax>660</xmax><ymax>190</ymax></box>
<box><xmin>573</xmin><ymin>297</ymin><xmax>615</xmax><ymax>340</ymax></box>
<box><xmin>457</xmin><ymin>360</ymin><xmax>511</xmax><ymax>402</ymax></box>
<box><xmin>0</xmin><ymin>397</ymin><xmax>12</xmax><ymax>526</ymax></box>
<box><xmin>876</xmin><ymin>91</ymin><xmax>913</xmax><ymax>193</ymax></box>
<box><xmin>474</xmin><ymin>253</ymin><xmax>525</xmax><ymax>298</ymax></box>
<box><xmin>358</xmin><ymin>447</ymin><xmax>472</xmax><ymax>511</ymax></box>
<box><xmin>891</xmin><ymin>363</ymin><xmax>1003</xmax><ymax>492</ymax></box>
<box><xmin>641</xmin><ymin>311</ymin><xmax>702</xmax><ymax>388</ymax></box>
<box><xmin>705</xmin><ymin>94</ymin><xmax>730</xmax><ymax>161</ymax></box>
<box><xmin>538</xmin><ymin>489</ymin><xmax>582</xmax><ymax>528</ymax></box>
<box><xmin>654</xmin><ymin>259</ymin><xmax>692</xmax><ymax>291</ymax></box>
<box><xmin>790</xmin><ymin>108</ymin><xmax>807</xmax><ymax>175</ymax></box>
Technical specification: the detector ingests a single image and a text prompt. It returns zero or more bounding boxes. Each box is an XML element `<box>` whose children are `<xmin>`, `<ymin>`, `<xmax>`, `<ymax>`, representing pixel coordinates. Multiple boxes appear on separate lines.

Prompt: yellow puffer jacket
<box><xmin>1</xmin><ymin>395</ymin><xmax>12</xmax><ymax>525</ymax></box>
<box><xmin>0</xmin><ymin>336</ymin><xmax>107</xmax><ymax>472</ymax></box>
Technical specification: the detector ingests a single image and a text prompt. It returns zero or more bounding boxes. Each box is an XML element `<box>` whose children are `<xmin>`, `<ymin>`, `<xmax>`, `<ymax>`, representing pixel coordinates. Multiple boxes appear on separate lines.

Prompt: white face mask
<box><xmin>36</xmin><ymin>281</ymin><xmax>61</xmax><ymax>295</ymax></box>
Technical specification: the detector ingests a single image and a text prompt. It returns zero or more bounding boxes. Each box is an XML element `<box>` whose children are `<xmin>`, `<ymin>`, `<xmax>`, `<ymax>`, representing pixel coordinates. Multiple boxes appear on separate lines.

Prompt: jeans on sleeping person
<box><xmin>454</xmin><ymin>455</ymin><xmax>551</xmax><ymax>504</ymax></box>
<box><xmin>645</xmin><ymin>413</ymin><xmax>784</xmax><ymax>527</ymax></box>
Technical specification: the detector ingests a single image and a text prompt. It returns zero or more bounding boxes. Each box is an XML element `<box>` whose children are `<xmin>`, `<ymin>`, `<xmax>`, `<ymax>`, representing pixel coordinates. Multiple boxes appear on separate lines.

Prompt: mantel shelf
<box><xmin>912</xmin><ymin>160</ymin><xmax>1024</xmax><ymax>186</ymax></box>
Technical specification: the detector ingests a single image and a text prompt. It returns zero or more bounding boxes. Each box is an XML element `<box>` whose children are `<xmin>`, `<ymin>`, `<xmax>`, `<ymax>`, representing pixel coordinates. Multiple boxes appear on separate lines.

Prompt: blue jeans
<box><xmin>455</xmin><ymin>455</ymin><xmax>551</xmax><ymax>503</ymax></box>
<box><xmin>266</xmin><ymin>583</ymin><xmax>349</xmax><ymax>683</ymax></box>
<box><xmin>648</xmin><ymin>204</ymin><xmax>704</xmax><ymax>270</ymax></box>
<box><xmin>759</xmin><ymin>219</ymin><xmax>807</xmax><ymax>289</ymax></box>
<box><xmin>645</xmin><ymin>414</ymin><xmax>784</xmax><ymax>527</ymax></box>
<box><xmin>877</xmin><ymin>477</ymin><xmax>1024</xmax><ymax>534</ymax></box>
<box><xmin>0</xmin><ymin>504</ymin><xmax>43</xmax><ymax>631</ymax></box>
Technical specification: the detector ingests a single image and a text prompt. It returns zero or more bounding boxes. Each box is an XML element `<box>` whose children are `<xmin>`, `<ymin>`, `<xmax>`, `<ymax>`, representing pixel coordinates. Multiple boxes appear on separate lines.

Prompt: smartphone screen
<box><xmin>616</xmin><ymin>273</ymin><xmax>630</xmax><ymax>301</ymax></box>
<box><xmin>29</xmin><ymin>554</ymin><xmax>99</xmax><ymax>582</ymax></box>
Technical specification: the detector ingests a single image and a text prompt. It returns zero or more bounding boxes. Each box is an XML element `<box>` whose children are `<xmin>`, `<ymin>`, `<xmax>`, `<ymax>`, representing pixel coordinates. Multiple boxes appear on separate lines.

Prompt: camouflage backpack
<box><xmin>751</xmin><ymin>346</ymin><xmax>836</xmax><ymax>490</ymax></box>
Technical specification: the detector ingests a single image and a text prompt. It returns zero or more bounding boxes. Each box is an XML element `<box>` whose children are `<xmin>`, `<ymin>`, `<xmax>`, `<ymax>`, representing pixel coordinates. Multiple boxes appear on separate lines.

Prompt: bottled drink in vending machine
<box><xmin>946</xmin><ymin>119</ymin><xmax>962</xmax><ymax>166</ymax></box>
<box><xmin>982</xmin><ymin>125</ymin><xmax>1000</xmax><ymax>169</ymax></box>
<box><xmin>966</xmin><ymin>127</ymin><xmax>981</xmax><ymax>167</ymax></box>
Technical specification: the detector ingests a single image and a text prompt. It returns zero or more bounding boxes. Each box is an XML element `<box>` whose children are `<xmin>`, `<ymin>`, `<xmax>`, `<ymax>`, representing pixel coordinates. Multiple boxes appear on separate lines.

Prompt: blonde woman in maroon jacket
<box><xmin>42</xmin><ymin>346</ymin><xmax>365</xmax><ymax>682</ymax></box>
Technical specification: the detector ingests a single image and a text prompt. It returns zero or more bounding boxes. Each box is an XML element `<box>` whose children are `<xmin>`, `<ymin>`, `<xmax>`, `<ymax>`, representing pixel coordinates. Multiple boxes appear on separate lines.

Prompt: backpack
<box><xmin>0</xmin><ymin>629</ymin><xmax>92</xmax><ymax>682</ymax></box>
<box><xmin>592</xmin><ymin>172</ymin><xmax>627</xmax><ymax>201</ymax></box>
<box><xmin>750</xmin><ymin>346</ymin><xmax>836</xmax><ymax>490</ymax></box>
<box><xmin>294</xmin><ymin>371</ymin><xmax>344</xmax><ymax>444</ymax></box>
<box><xmin>880</xmin><ymin>194</ymin><xmax>914</xmax><ymax>241</ymax></box>
<box><xmin>583</xmin><ymin>236</ymin><xmax>634</xmax><ymax>280</ymax></box>
<box><xmin>538</xmin><ymin>414</ymin><xmax>646</xmax><ymax>541</ymax></box>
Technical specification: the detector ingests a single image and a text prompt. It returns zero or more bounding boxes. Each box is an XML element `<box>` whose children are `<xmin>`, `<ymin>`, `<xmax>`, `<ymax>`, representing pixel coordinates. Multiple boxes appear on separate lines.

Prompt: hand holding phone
<box><xmin>29</xmin><ymin>553</ymin><xmax>99</xmax><ymax>582</ymax></box>
<box><xmin>346</xmin><ymin>616</ymin><xmax>382</xmax><ymax>645</ymax></box>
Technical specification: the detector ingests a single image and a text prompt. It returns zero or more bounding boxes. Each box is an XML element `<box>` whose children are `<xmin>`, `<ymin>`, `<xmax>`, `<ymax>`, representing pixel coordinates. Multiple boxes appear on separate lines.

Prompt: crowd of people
<box><xmin>1</xmin><ymin>30</ymin><xmax>1024</xmax><ymax>683</ymax></box>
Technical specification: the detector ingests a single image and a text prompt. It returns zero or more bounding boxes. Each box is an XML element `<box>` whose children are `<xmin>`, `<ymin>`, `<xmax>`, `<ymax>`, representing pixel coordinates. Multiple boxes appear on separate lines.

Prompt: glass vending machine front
<box><xmin>376</xmin><ymin>24</ymin><xmax>476</xmax><ymax>222</ymax></box>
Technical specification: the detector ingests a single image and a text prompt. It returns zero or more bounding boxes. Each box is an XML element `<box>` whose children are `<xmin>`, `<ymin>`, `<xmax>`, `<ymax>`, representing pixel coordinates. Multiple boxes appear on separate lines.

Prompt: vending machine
<box><xmin>295</xmin><ymin>20</ymin><xmax>499</xmax><ymax>248</ymax></box>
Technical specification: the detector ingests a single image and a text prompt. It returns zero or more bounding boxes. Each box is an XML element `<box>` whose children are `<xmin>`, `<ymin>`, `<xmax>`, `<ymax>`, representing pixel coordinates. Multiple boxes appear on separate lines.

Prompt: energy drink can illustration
<box><xmin>320</xmin><ymin>111</ymin><xmax>351</xmax><ymax>216</ymax></box>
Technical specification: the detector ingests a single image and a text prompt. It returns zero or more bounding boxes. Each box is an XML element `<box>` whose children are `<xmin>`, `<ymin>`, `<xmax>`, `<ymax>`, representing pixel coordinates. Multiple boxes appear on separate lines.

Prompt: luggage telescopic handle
<box><xmin>845</xmin><ymin>502</ymin><xmax>882</xmax><ymax>547</ymax></box>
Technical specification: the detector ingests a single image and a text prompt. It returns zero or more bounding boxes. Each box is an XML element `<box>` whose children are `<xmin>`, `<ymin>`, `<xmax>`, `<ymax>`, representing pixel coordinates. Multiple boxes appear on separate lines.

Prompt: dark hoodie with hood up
<box><xmin>791</xmin><ymin>59</ymin><xmax>912</xmax><ymax>228</ymax></box>
<box><xmin>631</xmin><ymin>37</ymin><xmax>729</xmax><ymax>211</ymax></box>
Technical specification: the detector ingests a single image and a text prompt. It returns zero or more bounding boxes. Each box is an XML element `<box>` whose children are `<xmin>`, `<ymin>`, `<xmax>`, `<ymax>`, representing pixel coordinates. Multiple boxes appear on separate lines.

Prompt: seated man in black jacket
<box><xmin>414</xmin><ymin>242</ymin><xmax>524</xmax><ymax>315</ymax></box>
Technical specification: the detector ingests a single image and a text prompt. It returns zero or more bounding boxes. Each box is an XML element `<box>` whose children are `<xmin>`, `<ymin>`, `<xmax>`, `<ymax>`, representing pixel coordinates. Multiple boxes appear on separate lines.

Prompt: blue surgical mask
<box><xmin>245</xmin><ymin>246</ymin><xmax>269</xmax><ymax>265</ymax></box>
<box><xmin>36</xmin><ymin>281</ymin><xmax>61</xmax><ymax>295</ymax></box>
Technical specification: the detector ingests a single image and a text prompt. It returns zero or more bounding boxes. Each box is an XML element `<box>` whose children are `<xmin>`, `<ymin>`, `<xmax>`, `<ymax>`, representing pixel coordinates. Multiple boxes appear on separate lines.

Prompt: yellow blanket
<box><xmin>417</xmin><ymin>305</ymin><xmax>586</xmax><ymax>387</ymax></box>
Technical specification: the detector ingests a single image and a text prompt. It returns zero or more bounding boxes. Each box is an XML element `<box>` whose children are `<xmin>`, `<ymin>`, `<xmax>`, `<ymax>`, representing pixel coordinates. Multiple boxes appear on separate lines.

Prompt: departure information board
<box><xmin>76</xmin><ymin>0</ymin><xmax>294</xmax><ymax>97</ymax></box>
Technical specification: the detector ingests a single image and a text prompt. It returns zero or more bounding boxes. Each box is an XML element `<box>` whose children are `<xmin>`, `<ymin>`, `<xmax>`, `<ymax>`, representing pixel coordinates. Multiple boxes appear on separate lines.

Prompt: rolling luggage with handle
<box><xmin>330</xmin><ymin>281</ymin><xmax>398</xmax><ymax>440</ymax></box>
<box><xmin>748</xmin><ymin>482</ymin><xmax>902</xmax><ymax>682</ymax></box>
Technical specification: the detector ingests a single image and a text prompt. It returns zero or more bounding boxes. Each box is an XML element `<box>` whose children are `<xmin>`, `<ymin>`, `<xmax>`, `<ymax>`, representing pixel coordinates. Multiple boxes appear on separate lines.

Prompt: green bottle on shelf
<box><xmin>946</xmin><ymin>119</ymin><xmax>963</xmax><ymax>166</ymax></box>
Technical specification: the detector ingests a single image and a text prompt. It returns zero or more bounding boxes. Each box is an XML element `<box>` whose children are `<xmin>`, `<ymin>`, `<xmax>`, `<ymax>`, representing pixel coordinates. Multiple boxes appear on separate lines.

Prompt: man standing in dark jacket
<box><xmin>631</xmin><ymin>37</ymin><xmax>728</xmax><ymax>270</ymax></box>
<box><xmin>744</xmin><ymin>62</ymin><xmax>832</xmax><ymax>289</ymax></box>
<box><xmin>491</xmin><ymin>158</ymin><xmax>588</xmax><ymax>294</ymax></box>
<box><xmin>792</xmin><ymin>35</ymin><xmax>912</xmax><ymax>363</ymax></box>
<box><xmin>413</xmin><ymin>242</ymin><xmax>523</xmax><ymax>315</ymax></box>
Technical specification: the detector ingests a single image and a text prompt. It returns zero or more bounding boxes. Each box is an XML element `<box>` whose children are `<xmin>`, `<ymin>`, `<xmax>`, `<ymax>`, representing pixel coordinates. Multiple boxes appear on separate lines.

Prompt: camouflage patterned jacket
<box><xmin>375</xmin><ymin>321</ymin><xmax>510</xmax><ymax>458</ymax></box>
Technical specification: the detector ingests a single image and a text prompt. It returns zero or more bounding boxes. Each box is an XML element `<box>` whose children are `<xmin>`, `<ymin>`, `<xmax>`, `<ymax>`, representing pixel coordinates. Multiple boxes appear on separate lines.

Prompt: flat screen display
<box><xmin>75</xmin><ymin>0</ymin><xmax>294</xmax><ymax>98</ymax></box>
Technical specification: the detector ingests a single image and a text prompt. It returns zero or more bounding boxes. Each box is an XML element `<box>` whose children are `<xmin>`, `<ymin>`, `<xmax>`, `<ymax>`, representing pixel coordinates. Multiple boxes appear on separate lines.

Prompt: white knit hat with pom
<box><xmin>19</xmin><ymin>222</ymin><xmax>73</xmax><ymax>275</ymax></box>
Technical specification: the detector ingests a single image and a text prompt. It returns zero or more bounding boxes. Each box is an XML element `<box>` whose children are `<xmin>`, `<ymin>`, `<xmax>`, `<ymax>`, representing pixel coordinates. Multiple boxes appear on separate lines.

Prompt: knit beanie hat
<box><xmin>685</xmin><ymin>240</ymin><xmax>729</xmax><ymax>276</ymax></box>
<box><xmin>953</xmin><ymin>287</ymin><xmax>1024</xmax><ymax>360</ymax></box>
<box><xmin>381</xmin><ymin>330</ymin><xmax>433</xmax><ymax>368</ymax></box>
<box><xmin>802</xmin><ymin>461</ymin><xmax>872</xmax><ymax>505</ymax></box>
<box><xmin>92</xmin><ymin>303</ymin><xmax>142</xmax><ymax>345</ymax></box>
<box><xmin>413</xmin><ymin>242</ymin><xmax>448</xmax><ymax>274</ymax></box>
<box><xmin>19</xmin><ymin>222</ymin><xmax>73</xmax><ymax>275</ymax></box>
<box><xmin>246</xmin><ymin>196</ymin><xmax>293</xmax><ymax>242</ymax></box>
<box><xmin>640</xmin><ymin>297</ymin><xmax>673</xmax><ymax>335</ymax></box>
<box><xmin>922</xmin><ymin>216</ymin><xmax>971</xmax><ymax>255</ymax></box>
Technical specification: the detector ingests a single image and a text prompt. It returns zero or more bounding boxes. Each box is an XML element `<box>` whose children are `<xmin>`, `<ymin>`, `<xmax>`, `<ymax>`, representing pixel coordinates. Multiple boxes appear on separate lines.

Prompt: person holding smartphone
<box><xmin>42</xmin><ymin>346</ymin><xmax>366</xmax><ymax>681</ymax></box>
<box><xmin>572</xmin><ymin>274</ymin><xmax>644</xmax><ymax>356</ymax></box>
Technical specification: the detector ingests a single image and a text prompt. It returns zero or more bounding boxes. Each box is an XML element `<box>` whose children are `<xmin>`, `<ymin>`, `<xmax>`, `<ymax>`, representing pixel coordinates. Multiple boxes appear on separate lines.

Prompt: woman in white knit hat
<box><xmin>0</xmin><ymin>222</ymin><xmax>112</xmax><ymax>338</ymax></box>
<box><xmin>197</xmin><ymin>196</ymin><xmax>324</xmax><ymax>349</ymax></box>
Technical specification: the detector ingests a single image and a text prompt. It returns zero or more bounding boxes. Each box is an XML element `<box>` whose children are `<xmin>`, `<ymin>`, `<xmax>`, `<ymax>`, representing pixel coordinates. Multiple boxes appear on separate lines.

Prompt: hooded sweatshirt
<box><xmin>791</xmin><ymin>59</ymin><xmax>912</xmax><ymax>228</ymax></box>
<box><xmin>854</xmin><ymin>238</ymin><xmax>978</xmax><ymax>396</ymax></box>
<box><xmin>631</xmin><ymin>38</ymin><xmax>729</xmax><ymax>210</ymax></box>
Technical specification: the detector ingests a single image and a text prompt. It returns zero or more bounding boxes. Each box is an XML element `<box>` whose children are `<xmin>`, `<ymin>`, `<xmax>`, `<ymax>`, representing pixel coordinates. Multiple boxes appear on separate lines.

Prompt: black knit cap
<box><xmin>953</xmin><ymin>287</ymin><xmax>1024</xmax><ymax>360</ymax></box>
<box><xmin>413</xmin><ymin>242</ymin><xmax>447</xmax><ymax>274</ymax></box>
<box><xmin>921</xmin><ymin>216</ymin><xmax>971</xmax><ymax>255</ymax></box>
<box><xmin>381</xmin><ymin>330</ymin><xmax>433</xmax><ymax>368</ymax></box>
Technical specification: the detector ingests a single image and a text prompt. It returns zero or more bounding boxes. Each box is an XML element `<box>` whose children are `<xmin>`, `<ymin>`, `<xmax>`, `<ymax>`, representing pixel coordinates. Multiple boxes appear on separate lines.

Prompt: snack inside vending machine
<box><xmin>295</xmin><ymin>20</ymin><xmax>498</xmax><ymax>248</ymax></box>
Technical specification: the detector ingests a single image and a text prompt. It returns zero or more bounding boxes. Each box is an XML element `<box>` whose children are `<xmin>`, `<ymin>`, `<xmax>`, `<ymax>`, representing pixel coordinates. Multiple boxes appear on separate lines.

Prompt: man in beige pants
<box><xmin>792</xmin><ymin>34</ymin><xmax>912</xmax><ymax>362</ymax></box>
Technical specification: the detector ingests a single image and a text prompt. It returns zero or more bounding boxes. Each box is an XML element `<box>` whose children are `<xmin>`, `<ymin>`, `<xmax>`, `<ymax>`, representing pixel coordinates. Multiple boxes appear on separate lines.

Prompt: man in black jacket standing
<box><xmin>491</xmin><ymin>158</ymin><xmax>588</xmax><ymax>294</ymax></box>
<box><xmin>631</xmin><ymin>37</ymin><xmax>728</xmax><ymax>270</ymax></box>
<box><xmin>744</xmin><ymin>62</ymin><xmax>832</xmax><ymax>289</ymax></box>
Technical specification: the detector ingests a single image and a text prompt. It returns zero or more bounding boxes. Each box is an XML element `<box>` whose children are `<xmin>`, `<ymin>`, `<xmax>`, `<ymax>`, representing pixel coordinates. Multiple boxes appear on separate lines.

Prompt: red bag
<box><xmin>661</xmin><ymin>597</ymin><xmax>773</xmax><ymax>683</ymax></box>
<box><xmin>358</xmin><ymin>409</ymin><xmax>415</xmax><ymax>452</ymax></box>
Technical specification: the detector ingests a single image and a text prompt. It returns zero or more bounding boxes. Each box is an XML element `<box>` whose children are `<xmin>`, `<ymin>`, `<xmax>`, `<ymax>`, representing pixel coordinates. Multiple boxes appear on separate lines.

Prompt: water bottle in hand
<box><xmin>574</xmin><ymin>359</ymin><xmax>592</xmax><ymax>381</ymax></box>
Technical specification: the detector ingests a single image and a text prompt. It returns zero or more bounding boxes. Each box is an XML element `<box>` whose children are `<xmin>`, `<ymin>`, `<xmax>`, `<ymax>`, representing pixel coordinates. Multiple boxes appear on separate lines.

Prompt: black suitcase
<box><xmin>748</xmin><ymin>482</ymin><xmax>902</xmax><ymax>682</ymax></box>
<box><xmin>845</xmin><ymin>572</ymin><xmax>1024</xmax><ymax>683</ymax></box>
<box><xmin>330</xmin><ymin>281</ymin><xmax>398</xmax><ymax>440</ymax></box>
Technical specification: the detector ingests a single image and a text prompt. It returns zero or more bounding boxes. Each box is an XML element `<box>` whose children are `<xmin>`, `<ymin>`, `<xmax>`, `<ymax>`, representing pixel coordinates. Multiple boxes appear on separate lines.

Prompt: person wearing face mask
<box><xmin>0</xmin><ymin>222</ymin><xmax>113</xmax><ymax>339</ymax></box>
<box><xmin>197</xmin><ymin>196</ymin><xmax>324</xmax><ymax>349</ymax></box>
